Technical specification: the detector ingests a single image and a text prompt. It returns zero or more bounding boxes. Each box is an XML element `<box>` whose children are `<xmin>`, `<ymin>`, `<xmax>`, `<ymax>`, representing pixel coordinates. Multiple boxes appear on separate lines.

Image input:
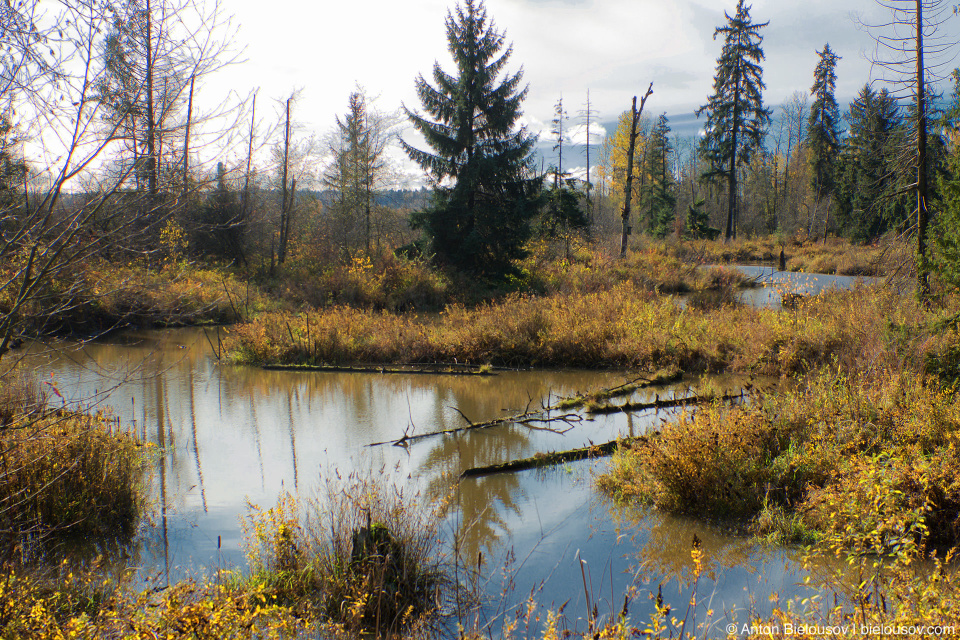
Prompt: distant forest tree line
<box><xmin>1</xmin><ymin>0</ymin><xmax>958</xmax><ymax>315</ymax></box>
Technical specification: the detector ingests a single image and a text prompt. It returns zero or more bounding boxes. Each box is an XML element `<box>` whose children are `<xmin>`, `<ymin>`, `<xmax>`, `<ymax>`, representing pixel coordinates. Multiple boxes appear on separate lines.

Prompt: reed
<box><xmin>240</xmin><ymin>470</ymin><xmax>453</xmax><ymax>636</ymax></box>
<box><xmin>227</xmin><ymin>284</ymin><xmax>921</xmax><ymax>377</ymax></box>
<box><xmin>0</xmin><ymin>374</ymin><xmax>147</xmax><ymax>559</ymax></box>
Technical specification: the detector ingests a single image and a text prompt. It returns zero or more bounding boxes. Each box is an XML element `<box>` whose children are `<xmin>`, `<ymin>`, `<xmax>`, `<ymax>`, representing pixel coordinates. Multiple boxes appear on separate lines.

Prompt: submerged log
<box><xmin>459</xmin><ymin>438</ymin><xmax>639</xmax><ymax>479</ymax></box>
<box><xmin>262</xmin><ymin>363</ymin><xmax>495</xmax><ymax>376</ymax></box>
<box><xmin>553</xmin><ymin>368</ymin><xmax>682</xmax><ymax>410</ymax></box>
<box><xmin>585</xmin><ymin>390</ymin><xmax>744</xmax><ymax>415</ymax></box>
<box><xmin>367</xmin><ymin>370</ymin><xmax>729</xmax><ymax>448</ymax></box>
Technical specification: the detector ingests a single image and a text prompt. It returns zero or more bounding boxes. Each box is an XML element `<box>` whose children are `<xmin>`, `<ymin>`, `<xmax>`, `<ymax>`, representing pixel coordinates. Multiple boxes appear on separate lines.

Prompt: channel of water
<box><xmin>17</xmin><ymin>268</ymin><xmax>876</xmax><ymax>630</ymax></box>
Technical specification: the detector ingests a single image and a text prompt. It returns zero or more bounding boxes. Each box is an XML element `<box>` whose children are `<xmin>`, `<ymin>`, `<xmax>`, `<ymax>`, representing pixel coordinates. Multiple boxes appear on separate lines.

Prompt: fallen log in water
<box><xmin>553</xmin><ymin>367</ymin><xmax>682</xmax><ymax>410</ymax></box>
<box><xmin>366</xmin><ymin>409</ymin><xmax>583</xmax><ymax>447</ymax></box>
<box><xmin>367</xmin><ymin>372</ymin><xmax>740</xmax><ymax>448</ymax></box>
<box><xmin>262</xmin><ymin>363</ymin><xmax>495</xmax><ymax>376</ymax></box>
<box><xmin>459</xmin><ymin>438</ymin><xmax>641</xmax><ymax>479</ymax></box>
<box><xmin>585</xmin><ymin>390</ymin><xmax>744</xmax><ymax>415</ymax></box>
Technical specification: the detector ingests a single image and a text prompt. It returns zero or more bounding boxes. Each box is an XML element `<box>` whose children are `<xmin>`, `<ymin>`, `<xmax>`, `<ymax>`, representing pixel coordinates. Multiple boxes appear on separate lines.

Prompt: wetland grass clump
<box><xmin>0</xmin><ymin>561</ymin><xmax>309</xmax><ymax>639</ymax></box>
<box><xmin>241</xmin><ymin>472</ymin><xmax>452</xmax><ymax>637</ymax></box>
<box><xmin>668</xmin><ymin>234</ymin><xmax>897</xmax><ymax>277</ymax></box>
<box><xmin>227</xmin><ymin>283</ymin><xmax>910</xmax><ymax>377</ymax></box>
<box><xmin>519</xmin><ymin>237</ymin><xmax>756</xmax><ymax>295</ymax></box>
<box><xmin>597</xmin><ymin>285</ymin><xmax>960</xmax><ymax>547</ymax></box>
<box><xmin>598</xmin><ymin>368</ymin><xmax>960</xmax><ymax>551</ymax></box>
<box><xmin>268</xmin><ymin>248</ymin><xmax>451</xmax><ymax>312</ymax></box>
<box><xmin>0</xmin><ymin>374</ymin><xmax>147</xmax><ymax>557</ymax></box>
<box><xmin>1</xmin><ymin>257</ymin><xmax>272</xmax><ymax>339</ymax></box>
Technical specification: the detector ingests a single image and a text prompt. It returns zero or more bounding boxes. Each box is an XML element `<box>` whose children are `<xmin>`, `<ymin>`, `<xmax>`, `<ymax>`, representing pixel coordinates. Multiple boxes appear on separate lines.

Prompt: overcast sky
<box><xmin>207</xmin><ymin>0</ymin><xmax>957</xmax><ymax>185</ymax></box>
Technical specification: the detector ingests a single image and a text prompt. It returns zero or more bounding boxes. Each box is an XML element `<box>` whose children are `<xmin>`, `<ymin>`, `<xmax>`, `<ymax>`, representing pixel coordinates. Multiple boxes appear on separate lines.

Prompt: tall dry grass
<box><xmin>241</xmin><ymin>470</ymin><xmax>454</xmax><ymax>637</ymax></box>
<box><xmin>666</xmin><ymin>234</ymin><xmax>905</xmax><ymax>277</ymax></box>
<box><xmin>1</xmin><ymin>257</ymin><xmax>273</xmax><ymax>339</ymax></box>
<box><xmin>227</xmin><ymin>284</ymin><xmax>922</xmax><ymax>375</ymax></box>
<box><xmin>600</xmin><ymin>292</ymin><xmax>960</xmax><ymax>552</ymax></box>
<box><xmin>0</xmin><ymin>374</ymin><xmax>147</xmax><ymax>559</ymax></box>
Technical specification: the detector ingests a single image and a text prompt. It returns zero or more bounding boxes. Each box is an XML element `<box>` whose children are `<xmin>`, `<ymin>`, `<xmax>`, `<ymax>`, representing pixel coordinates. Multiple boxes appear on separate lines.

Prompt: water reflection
<box><xmin>17</xmin><ymin>328</ymin><xmax>817</xmax><ymax>616</ymax></box>
<box><xmin>20</xmin><ymin>331</ymin><xmax>632</xmax><ymax>577</ymax></box>
<box><xmin>730</xmin><ymin>265</ymin><xmax>880</xmax><ymax>308</ymax></box>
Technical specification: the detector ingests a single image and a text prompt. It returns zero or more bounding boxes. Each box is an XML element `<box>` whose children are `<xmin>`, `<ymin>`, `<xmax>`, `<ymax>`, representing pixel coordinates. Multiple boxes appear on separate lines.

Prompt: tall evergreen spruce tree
<box><xmin>933</xmin><ymin>70</ymin><xmax>960</xmax><ymax>288</ymax></box>
<box><xmin>835</xmin><ymin>85</ymin><xmax>908</xmax><ymax>242</ymax></box>
<box><xmin>696</xmin><ymin>0</ymin><xmax>771</xmax><ymax>242</ymax></box>
<box><xmin>0</xmin><ymin>116</ymin><xmax>26</xmax><ymax>213</ymax></box>
<box><xmin>542</xmin><ymin>94</ymin><xmax>588</xmax><ymax>242</ymax></box>
<box><xmin>643</xmin><ymin>114</ymin><xmax>676</xmax><ymax>238</ymax></box>
<box><xmin>808</xmin><ymin>44</ymin><xmax>841</xmax><ymax>226</ymax></box>
<box><xmin>402</xmin><ymin>0</ymin><xmax>540</xmax><ymax>278</ymax></box>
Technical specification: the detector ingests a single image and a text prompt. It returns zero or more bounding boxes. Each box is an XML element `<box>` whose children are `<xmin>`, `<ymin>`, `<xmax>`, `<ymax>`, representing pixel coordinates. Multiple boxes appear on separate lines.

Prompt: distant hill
<box><xmin>298</xmin><ymin>188</ymin><xmax>431</xmax><ymax>210</ymax></box>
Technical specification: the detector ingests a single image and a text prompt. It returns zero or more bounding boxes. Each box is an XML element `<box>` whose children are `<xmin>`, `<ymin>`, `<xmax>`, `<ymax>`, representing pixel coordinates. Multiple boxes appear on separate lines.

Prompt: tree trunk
<box><xmin>916</xmin><ymin>0</ymin><xmax>929</xmax><ymax>302</ymax></box>
<box><xmin>242</xmin><ymin>93</ymin><xmax>256</xmax><ymax>221</ymax></box>
<box><xmin>145</xmin><ymin>0</ymin><xmax>157</xmax><ymax>199</ymax></box>
<box><xmin>181</xmin><ymin>74</ymin><xmax>195</xmax><ymax>200</ymax></box>
<box><xmin>278</xmin><ymin>96</ymin><xmax>292</xmax><ymax>265</ymax></box>
<box><xmin>725</xmin><ymin>81</ymin><xmax>741</xmax><ymax>242</ymax></box>
<box><xmin>620</xmin><ymin>84</ymin><xmax>653</xmax><ymax>258</ymax></box>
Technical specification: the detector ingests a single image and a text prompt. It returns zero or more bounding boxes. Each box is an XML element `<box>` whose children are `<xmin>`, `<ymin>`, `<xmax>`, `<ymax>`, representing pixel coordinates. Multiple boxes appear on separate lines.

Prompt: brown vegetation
<box><xmin>226</xmin><ymin>283</ymin><xmax>905</xmax><ymax>375</ymax></box>
<box><xmin>0</xmin><ymin>258</ymin><xmax>271</xmax><ymax>340</ymax></box>
<box><xmin>597</xmin><ymin>287</ymin><xmax>960</xmax><ymax>551</ymax></box>
<box><xmin>0</xmin><ymin>373</ymin><xmax>147</xmax><ymax>560</ymax></box>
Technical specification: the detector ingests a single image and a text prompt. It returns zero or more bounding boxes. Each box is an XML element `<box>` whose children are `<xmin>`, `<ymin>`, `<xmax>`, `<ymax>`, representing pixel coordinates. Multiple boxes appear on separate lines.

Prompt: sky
<box><xmin>204</xmin><ymin>0</ymin><xmax>957</xmax><ymax>186</ymax></box>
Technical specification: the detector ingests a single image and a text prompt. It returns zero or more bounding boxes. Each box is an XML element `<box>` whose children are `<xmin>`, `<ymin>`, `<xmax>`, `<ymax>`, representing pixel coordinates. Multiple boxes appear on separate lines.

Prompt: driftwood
<box><xmin>366</xmin><ymin>408</ymin><xmax>583</xmax><ymax>447</ymax></box>
<box><xmin>457</xmin><ymin>391</ymin><xmax>747</xmax><ymax>478</ymax></box>
<box><xmin>554</xmin><ymin>368</ymin><xmax>682</xmax><ymax>410</ymax></box>
<box><xmin>585</xmin><ymin>390</ymin><xmax>744</xmax><ymax>415</ymax></box>
<box><xmin>262</xmin><ymin>363</ymin><xmax>495</xmax><ymax>376</ymax></box>
<box><xmin>367</xmin><ymin>370</ymin><xmax>693</xmax><ymax>447</ymax></box>
<box><xmin>459</xmin><ymin>438</ymin><xmax>638</xmax><ymax>479</ymax></box>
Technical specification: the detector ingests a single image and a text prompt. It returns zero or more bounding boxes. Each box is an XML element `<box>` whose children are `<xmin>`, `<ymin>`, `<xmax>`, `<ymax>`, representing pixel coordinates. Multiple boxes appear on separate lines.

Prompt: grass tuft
<box><xmin>0</xmin><ymin>372</ymin><xmax>148</xmax><ymax>559</ymax></box>
<box><xmin>241</xmin><ymin>470</ymin><xmax>453</xmax><ymax>636</ymax></box>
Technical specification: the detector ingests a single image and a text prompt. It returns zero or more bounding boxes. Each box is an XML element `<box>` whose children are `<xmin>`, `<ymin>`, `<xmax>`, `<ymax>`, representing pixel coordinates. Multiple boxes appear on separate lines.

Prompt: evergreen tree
<box><xmin>551</xmin><ymin>95</ymin><xmax>566</xmax><ymax>187</ymax></box>
<box><xmin>933</xmin><ymin>70</ymin><xmax>960</xmax><ymax>288</ymax></box>
<box><xmin>835</xmin><ymin>85</ymin><xmax>908</xmax><ymax>242</ymax></box>
<box><xmin>643</xmin><ymin>114</ymin><xmax>676</xmax><ymax>238</ymax></box>
<box><xmin>807</xmin><ymin>44</ymin><xmax>841</xmax><ymax>221</ymax></box>
<box><xmin>685</xmin><ymin>197</ymin><xmax>720</xmax><ymax>240</ymax></box>
<box><xmin>402</xmin><ymin>0</ymin><xmax>540</xmax><ymax>278</ymax></box>
<box><xmin>96</xmin><ymin>0</ymin><xmax>189</xmax><ymax>196</ymax></box>
<box><xmin>195</xmin><ymin>161</ymin><xmax>245</xmax><ymax>263</ymax></box>
<box><xmin>0</xmin><ymin>116</ymin><xmax>27</xmax><ymax>213</ymax></box>
<box><xmin>541</xmin><ymin>94</ymin><xmax>589</xmax><ymax>244</ymax></box>
<box><xmin>696</xmin><ymin>0</ymin><xmax>771</xmax><ymax>242</ymax></box>
<box><xmin>541</xmin><ymin>179</ymin><xmax>588</xmax><ymax>239</ymax></box>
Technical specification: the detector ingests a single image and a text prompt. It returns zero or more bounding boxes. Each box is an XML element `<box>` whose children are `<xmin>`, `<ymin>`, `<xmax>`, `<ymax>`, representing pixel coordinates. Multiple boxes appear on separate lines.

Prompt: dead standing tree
<box><xmin>277</xmin><ymin>94</ymin><xmax>294</xmax><ymax>267</ymax></box>
<box><xmin>864</xmin><ymin>0</ymin><xmax>954</xmax><ymax>302</ymax></box>
<box><xmin>619</xmin><ymin>83</ymin><xmax>654</xmax><ymax>258</ymax></box>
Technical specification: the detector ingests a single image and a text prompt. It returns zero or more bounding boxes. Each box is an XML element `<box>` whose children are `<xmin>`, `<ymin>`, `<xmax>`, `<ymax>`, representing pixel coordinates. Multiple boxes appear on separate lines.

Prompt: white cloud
<box><xmin>196</xmin><ymin>0</ymin><xmax>946</xmax><ymax>187</ymax></box>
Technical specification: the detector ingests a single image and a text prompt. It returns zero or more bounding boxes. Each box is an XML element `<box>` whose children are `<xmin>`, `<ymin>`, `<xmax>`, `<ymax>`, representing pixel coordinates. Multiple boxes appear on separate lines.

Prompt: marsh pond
<box><xmin>20</xmin><ymin>311</ymin><xmax>837</xmax><ymax>631</ymax></box>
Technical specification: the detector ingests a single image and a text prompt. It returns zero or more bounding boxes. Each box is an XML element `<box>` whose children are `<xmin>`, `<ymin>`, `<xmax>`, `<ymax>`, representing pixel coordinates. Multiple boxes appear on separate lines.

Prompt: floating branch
<box><xmin>367</xmin><ymin>408</ymin><xmax>583</xmax><ymax>447</ymax></box>
<box><xmin>553</xmin><ymin>367</ymin><xmax>682</xmax><ymax>411</ymax></box>
<box><xmin>368</xmin><ymin>368</ymin><xmax>687</xmax><ymax>447</ymax></box>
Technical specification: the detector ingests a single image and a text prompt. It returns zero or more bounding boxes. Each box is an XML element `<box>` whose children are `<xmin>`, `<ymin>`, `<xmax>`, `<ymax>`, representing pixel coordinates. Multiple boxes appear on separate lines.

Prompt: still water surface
<box><xmin>731</xmin><ymin>265</ymin><xmax>880</xmax><ymax>307</ymax></box>
<box><xmin>21</xmin><ymin>319</ymin><xmax>819</xmax><ymax>629</ymax></box>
